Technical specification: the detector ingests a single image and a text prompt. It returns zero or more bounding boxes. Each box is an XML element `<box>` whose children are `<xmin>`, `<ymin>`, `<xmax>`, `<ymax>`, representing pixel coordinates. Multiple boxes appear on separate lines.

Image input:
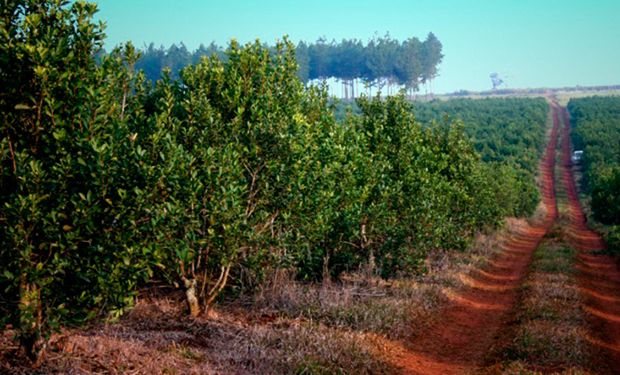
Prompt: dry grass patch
<box><xmin>1</xmin><ymin>297</ymin><xmax>390</xmax><ymax>374</ymax></box>
<box><xmin>251</xmin><ymin>269</ymin><xmax>446</xmax><ymax>340</ymax></box>
<box><xmin>251</xmin><ymin>230</ymin><xmax>503</xmax><ymax>341</ymax></box>
<box><xmin>520</xmin><ymin>273</ymin><xmax>581</xmax><ymax>322</ymax></box>
<box><xmin>1</xmin><ymin>226</ymin><xmax>507</xmax><ymax>374</ymax></box>
<box><xmin>250</xmin><ymin>324</ymin><xmax>389</xmax><ymax>374</ymax></box>
<box><xmin>509</xmin><ymin>321</ymin><xmax>586</xmax><ymax>367</ymax></box>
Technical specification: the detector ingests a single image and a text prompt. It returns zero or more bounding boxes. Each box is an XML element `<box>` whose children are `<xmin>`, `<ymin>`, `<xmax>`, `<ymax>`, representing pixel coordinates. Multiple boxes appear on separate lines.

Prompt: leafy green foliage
<box><xmin>412</xmin><ymin>98</ymin><xmax>549</xmax><ymax>217</ymax></box>
<box><xmin>568</xmin><ymin>97</ymin><xmax>620</xmax><ymax>252</ymax></box>
<box><xmin>0</xmin><ymin>0</ymin><xmax>537</xmax><ymax>361</ymax></box>
<box><xmin>568</xmin><ymin>97</ymin><xmax>620</xmax><ymax>224</ymax></box>
<box><xmin>0</xmin><ymin>0</ymin><xmax>154</xmax><ymax>360</ymax></box>
<box><xmin>590</xmin><ymin>166</ymin><xmax>620</xmax><ymax>225</ymax></box>
<box><xmin>332</xmin><ymin>97</ymin><xmax>547</xmax><ymax>219</ymax></box>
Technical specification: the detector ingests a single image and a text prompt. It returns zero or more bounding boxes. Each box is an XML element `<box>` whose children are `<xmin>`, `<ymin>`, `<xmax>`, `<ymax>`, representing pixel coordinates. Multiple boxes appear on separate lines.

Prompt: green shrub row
<box><xmin>0</xmin><ymin>1</ymin><xmax>543</xmax><ymax>361</ymax></box>
<box><xmin>335</xmin><ymin>97</ymin><xmax>548</xmax><ymax>218</ymax></box>
<box><xmin>568</xmin><ymin>96</ymin><xmax>620</xmax><ymax>252</ymax></box>
<box><xmin>412</xmin><ymin>98</ymin><xmax>549</xmax><ymax>217</ymax></box>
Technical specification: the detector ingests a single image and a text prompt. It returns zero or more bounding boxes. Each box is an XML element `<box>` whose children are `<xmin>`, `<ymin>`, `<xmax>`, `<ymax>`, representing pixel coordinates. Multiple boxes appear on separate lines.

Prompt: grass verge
<box><xmin>1</xmin><ymin>227</ymin><xmax>508</xmax><ymax>374</ymax></box>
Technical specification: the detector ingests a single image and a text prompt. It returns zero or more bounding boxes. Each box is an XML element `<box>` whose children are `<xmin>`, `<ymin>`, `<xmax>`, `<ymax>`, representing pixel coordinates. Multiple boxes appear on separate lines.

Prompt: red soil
<box><xmin>558</xmin><ymin>105</ymin><xmax>620</xmax><ymax>374</ymax></box>
<box><xmin>390</xmin><ymin>102</ymin><xmax>560</xmax><ymax>374</ymax></box>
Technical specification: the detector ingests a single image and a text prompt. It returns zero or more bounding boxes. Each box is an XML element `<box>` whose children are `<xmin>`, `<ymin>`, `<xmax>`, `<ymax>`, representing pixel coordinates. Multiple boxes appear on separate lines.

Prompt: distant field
<box><xmin>555</xmin><ymin>89</ymin><xmax>620</xmax><ymax>105</ymax></box>
<box><xmin>435</xmin><ymin>85</ymin><xmax>620</xmax><ymax>104</ymax></box>
<box><xmin>333</xmin><ymin>85</ymin><xmax>620</xmax><ymax>116</ymax></box>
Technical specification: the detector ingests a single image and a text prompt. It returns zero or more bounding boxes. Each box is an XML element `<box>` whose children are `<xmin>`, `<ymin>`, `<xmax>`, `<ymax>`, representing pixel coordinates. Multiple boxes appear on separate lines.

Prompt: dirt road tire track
<box><xmin>388</xmin><ymin>100</ymin><xmax>620</xmax><ymax>374</ymax></box>
<box><xmin>558</xmin><ymin>105</ymin><xmax>620</xmax><ymax>375</ymax></box>
<box><xmin>392</xmin><ymin>102</ymin><xmax>560</xmax><ymax>374</ymax></box>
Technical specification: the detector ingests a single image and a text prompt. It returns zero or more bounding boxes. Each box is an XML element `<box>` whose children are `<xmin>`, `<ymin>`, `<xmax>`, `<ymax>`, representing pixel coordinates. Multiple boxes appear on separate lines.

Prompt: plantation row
<box><xmin>0</xmin><ymin>1</ymin><xmax>545</xmax><ymax>360</ymax></box>
<box><xmin>568</xmin><ymin>96</ymin><xmax>620</xmax><ymax>251</ymax></box>
<box><xmin>337</xmin><ymin>97</ymin><xmax>549</xmax><ymax>217</ymax></box>
<box><xmin>412</xmin><ymin>98</ymin><xmax>548</xmax><ymax>217</ymax></box>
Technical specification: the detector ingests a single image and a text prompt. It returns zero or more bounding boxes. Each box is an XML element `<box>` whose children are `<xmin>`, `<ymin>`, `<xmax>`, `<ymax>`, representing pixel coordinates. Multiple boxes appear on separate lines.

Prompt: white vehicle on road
<box><xmin>571</xmin><ymin>150</ymin><xmax>583</xmax><ymax>164</ymax></box>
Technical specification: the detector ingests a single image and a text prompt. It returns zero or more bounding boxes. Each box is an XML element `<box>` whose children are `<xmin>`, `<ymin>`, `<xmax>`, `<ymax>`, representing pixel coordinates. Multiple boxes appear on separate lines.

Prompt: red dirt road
<box><xmin>558</xmin><ymin>106</ymin><xmax>620</xmax><ymax>375</ymax></box>
<box><xmin>392</xmin><ymin>102</ymin><xmax>560</xmax><ymax>374</ymax></box>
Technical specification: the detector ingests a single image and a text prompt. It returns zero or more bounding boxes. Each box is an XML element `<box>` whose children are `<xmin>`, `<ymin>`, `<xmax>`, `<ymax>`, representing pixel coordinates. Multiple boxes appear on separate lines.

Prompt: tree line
<box><xmin>2</xmin><ymin>1</ymin><xmax>527</xmax><ymax>364</ymax></box>
<box><xmin>133</xmin><ymin>33</ymin><xmax>443</xmax><ymax>98</ymax></box>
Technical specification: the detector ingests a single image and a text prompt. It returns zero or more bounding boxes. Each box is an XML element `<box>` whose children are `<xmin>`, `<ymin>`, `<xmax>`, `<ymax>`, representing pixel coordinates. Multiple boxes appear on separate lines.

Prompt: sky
<box><xmin>95</xmin><ymin>0</ymin><xmax>620</xmax><ymax>94</ymax></box>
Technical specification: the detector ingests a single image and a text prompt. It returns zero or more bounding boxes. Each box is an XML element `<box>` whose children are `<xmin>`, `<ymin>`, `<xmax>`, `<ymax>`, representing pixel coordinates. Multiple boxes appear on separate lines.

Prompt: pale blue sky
<box><xmin>95</xmin><ymin>0</ymin><xmax>620</xmax><ymax>93</ymax></box>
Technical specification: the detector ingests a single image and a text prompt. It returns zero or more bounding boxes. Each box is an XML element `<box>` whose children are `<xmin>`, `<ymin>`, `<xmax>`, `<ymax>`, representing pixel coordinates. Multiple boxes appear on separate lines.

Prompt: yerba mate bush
<box><xmin>568</xmin><ymin>96</ymin><xmax>620</xmax><ymax>252</ymax></box>
<box><xmin>1</xmin><ymin>0</ymin><xmax>523</xmax><ymax>361</ymax></box>
<box><xmin>0</xmin><ymin>0</ymin><xmax>157</xmax><ymax>362</ymax></box>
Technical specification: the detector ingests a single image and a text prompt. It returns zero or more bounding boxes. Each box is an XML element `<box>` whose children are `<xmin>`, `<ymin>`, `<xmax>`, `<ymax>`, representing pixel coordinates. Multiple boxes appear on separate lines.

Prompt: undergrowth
<box><xmin>1</xmin><ymin>228</ymin><xmax>506</xmax><ymax>374</ymax></box>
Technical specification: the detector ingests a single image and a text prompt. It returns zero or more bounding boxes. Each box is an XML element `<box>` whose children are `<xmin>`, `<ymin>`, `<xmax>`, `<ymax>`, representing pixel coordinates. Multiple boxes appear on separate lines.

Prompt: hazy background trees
<box><xmin>132</xmin><ymin>33</ymin><xmax>443</xmax><ymax>98</ymax></box>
